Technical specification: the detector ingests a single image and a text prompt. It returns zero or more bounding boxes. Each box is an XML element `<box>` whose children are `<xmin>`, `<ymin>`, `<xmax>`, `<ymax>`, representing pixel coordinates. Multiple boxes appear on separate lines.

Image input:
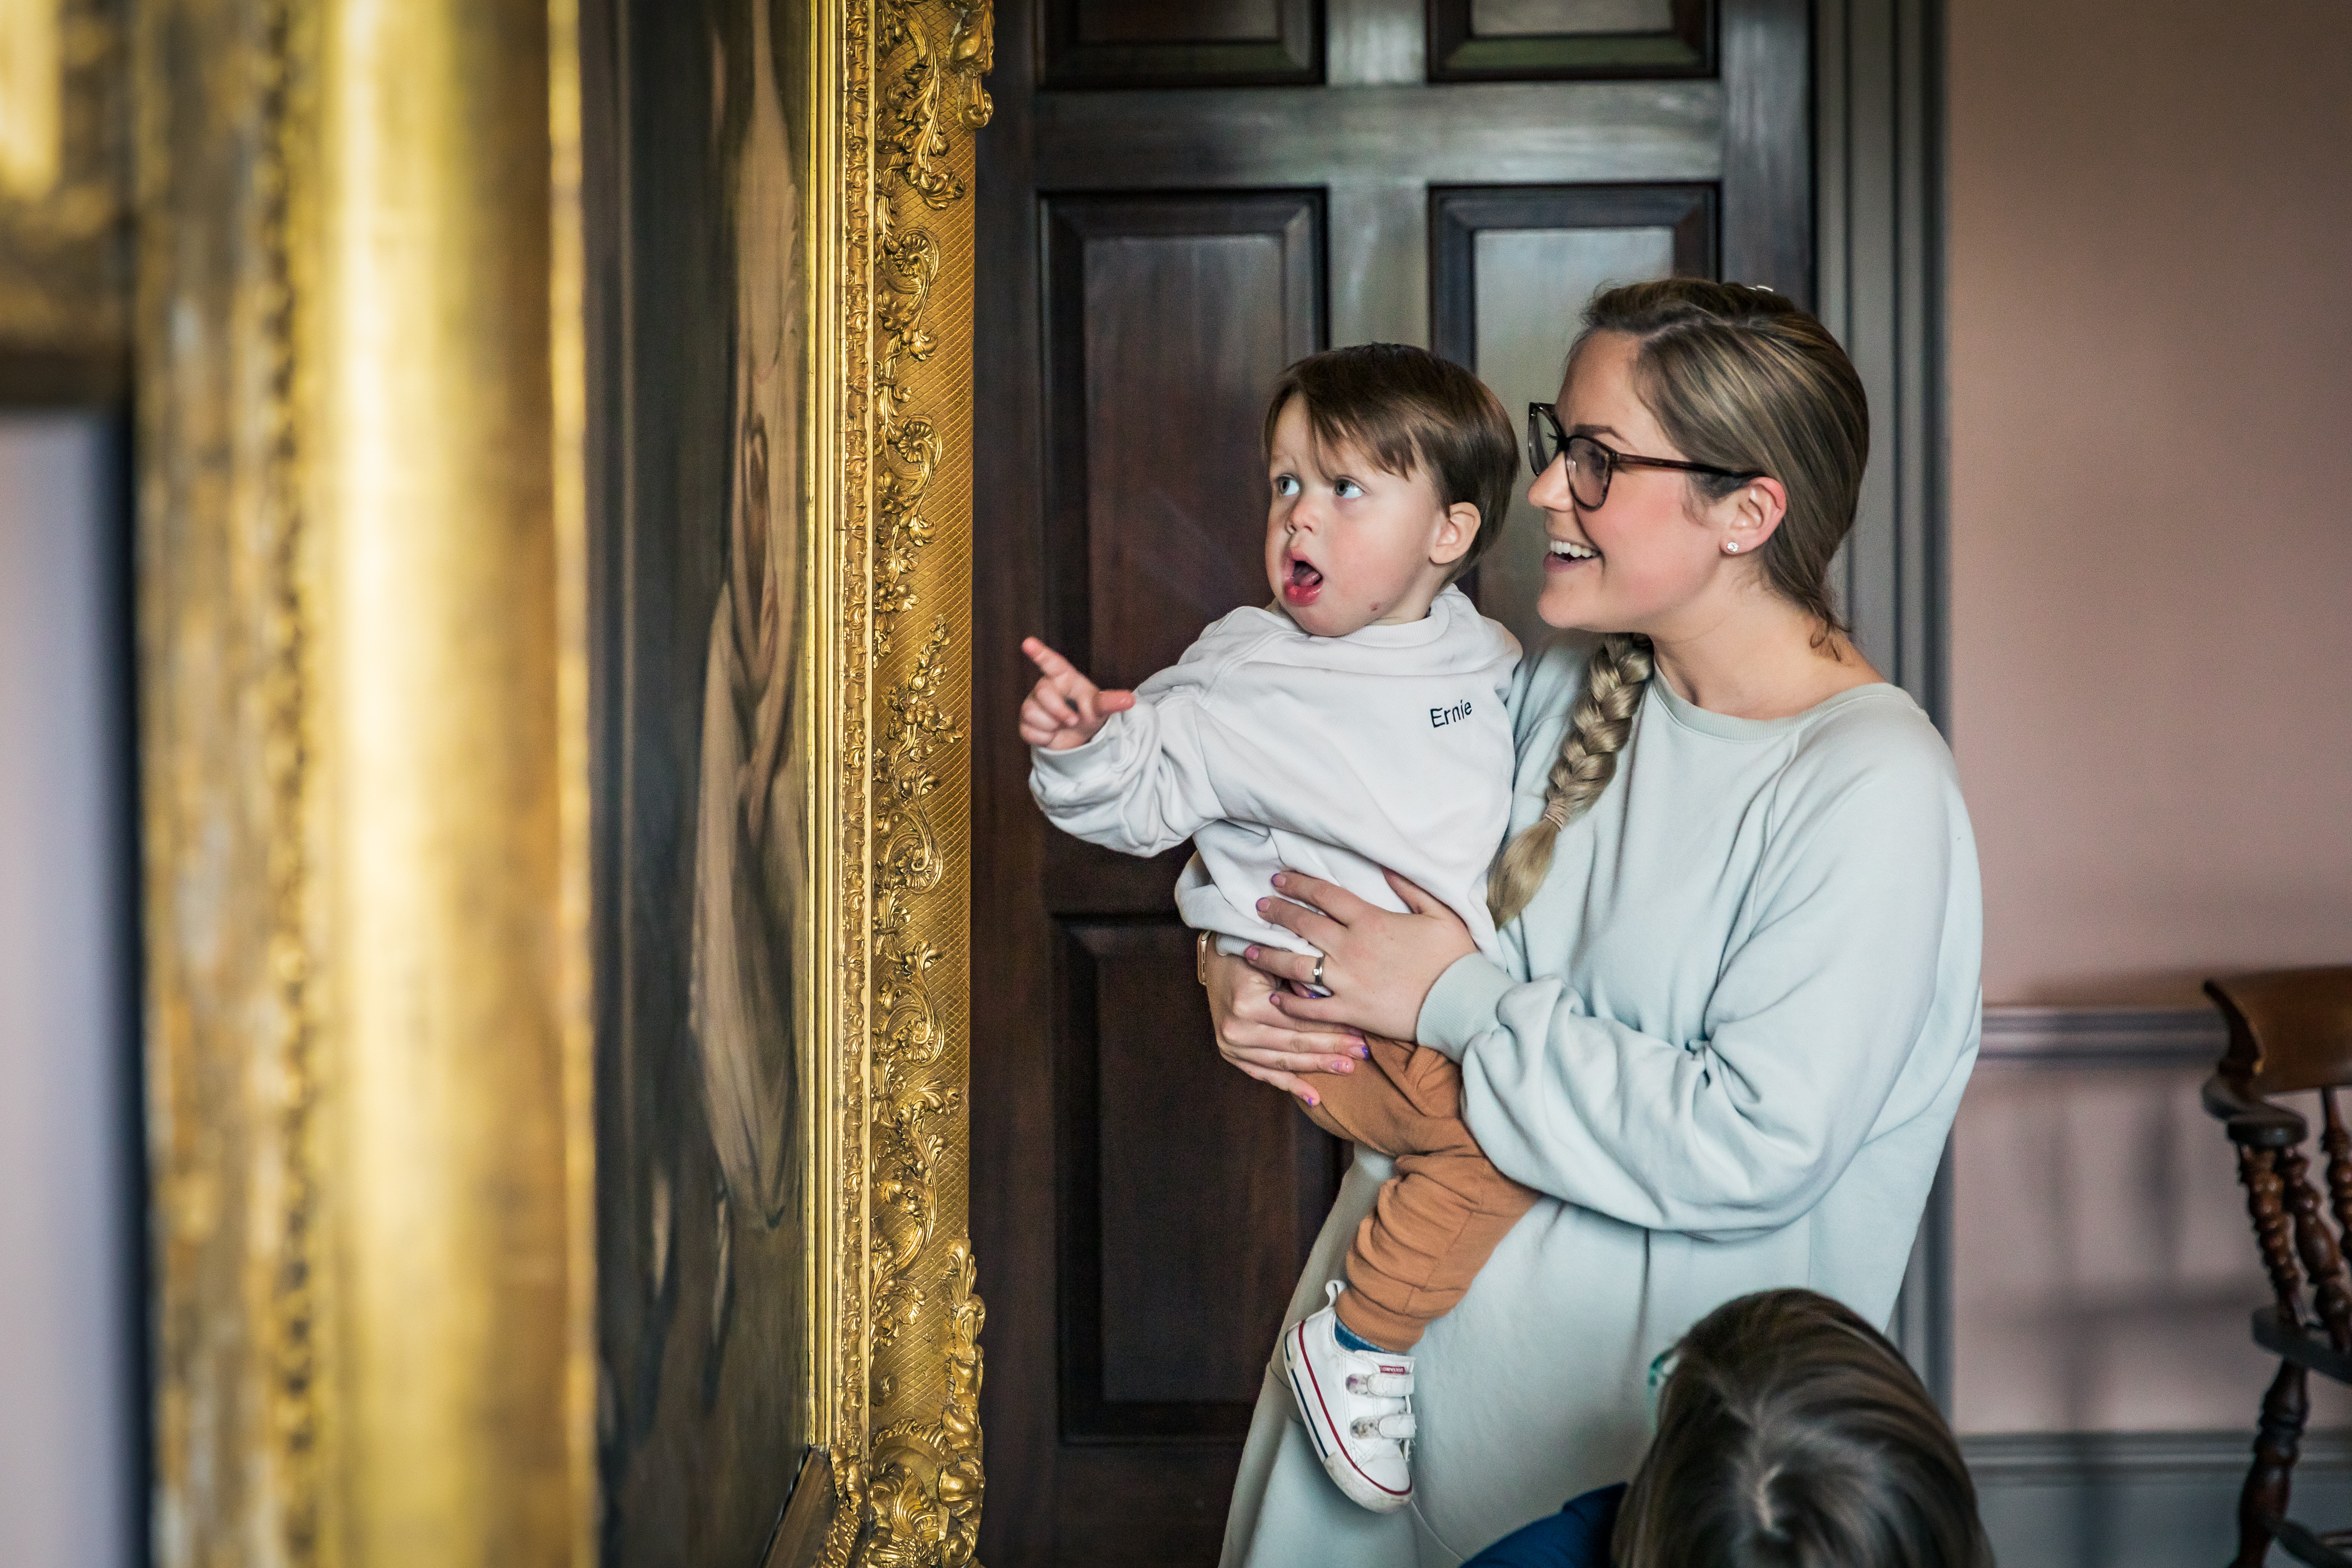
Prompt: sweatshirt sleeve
<box><xmin>1027</xmin><ymin>691</ymin><xmax>1234</xmax><ymax>858</ymax></box>
<box><xmin>1417</xmin><ymin>742</ymin><xmax>1965</xmax><ymax>1239</ymax></box>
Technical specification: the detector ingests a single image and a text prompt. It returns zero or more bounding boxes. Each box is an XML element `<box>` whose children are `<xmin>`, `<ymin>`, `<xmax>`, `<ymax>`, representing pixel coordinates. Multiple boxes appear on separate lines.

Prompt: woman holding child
<box><xmin>1022</xmin><ymin>278</ymin><xmax>1980</xmax><ymax>1563</ymax></box>
<box><xmin>1201</xmin><ymin>281</ymin><xmax>1983</xmax><ymax>1565</ymax></box>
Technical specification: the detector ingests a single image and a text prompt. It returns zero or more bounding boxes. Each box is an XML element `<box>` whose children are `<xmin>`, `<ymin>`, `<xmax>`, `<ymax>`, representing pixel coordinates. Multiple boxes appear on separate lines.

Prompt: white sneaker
<box><xmin>1281</xmin><ymin>1281</ymin><xmax>1417</xmax><ymax>1514</ymax></box>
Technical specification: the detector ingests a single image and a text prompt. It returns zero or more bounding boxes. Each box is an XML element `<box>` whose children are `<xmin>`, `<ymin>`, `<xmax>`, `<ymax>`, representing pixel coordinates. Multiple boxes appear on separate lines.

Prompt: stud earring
<box><xmin>1724</xmin><ymin>541</ymin><xmax>1741</xmax><ymax>554</ymax></box>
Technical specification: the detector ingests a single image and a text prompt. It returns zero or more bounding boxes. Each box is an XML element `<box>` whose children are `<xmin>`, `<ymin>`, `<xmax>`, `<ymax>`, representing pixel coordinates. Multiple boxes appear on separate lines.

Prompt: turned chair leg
<box><xmin>2238</xmin><ymin>1359</ymin><xmax>2310</xmax><ymax>1568</ymax></box>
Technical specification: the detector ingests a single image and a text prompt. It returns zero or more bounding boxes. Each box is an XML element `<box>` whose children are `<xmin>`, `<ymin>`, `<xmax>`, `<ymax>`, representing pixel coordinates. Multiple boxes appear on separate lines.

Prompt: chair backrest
<box><xmin>2209</xmin><ymin>967</ymin><xmax>2352</xmax><ymax>1097</ymax></box>
<box><xmin>2206</xmin><ymin>968</ymin><xmax>2352</xmax><ymax>1358</ymax></box>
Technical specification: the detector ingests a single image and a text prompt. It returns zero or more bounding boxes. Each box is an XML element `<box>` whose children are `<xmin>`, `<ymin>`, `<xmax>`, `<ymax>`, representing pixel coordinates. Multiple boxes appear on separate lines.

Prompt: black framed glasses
<box><xmin>1527</xmin><ymin>403</ymin><xmax>1764</xmax><ymax>511</ymax></box>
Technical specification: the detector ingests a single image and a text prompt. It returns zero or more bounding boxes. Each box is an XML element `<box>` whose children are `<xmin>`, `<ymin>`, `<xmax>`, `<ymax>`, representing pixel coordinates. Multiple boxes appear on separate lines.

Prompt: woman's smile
<box><xmin>1543</xmin><ymin>536</ymin><xmax>1599</xmax><ymax>573</ymax></box>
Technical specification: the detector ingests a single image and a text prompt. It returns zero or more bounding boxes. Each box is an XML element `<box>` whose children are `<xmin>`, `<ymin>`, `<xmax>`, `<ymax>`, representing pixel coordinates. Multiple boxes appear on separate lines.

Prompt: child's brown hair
<box><xmin>1617</xmin><ymin>1289</ymin><xmax>1993</xmax><ymax>1568</ymax></box>
<box><xmin>1260</xmin><ymin>343</ymin><xmax>1519</xmax><ymax>577</ymax></box>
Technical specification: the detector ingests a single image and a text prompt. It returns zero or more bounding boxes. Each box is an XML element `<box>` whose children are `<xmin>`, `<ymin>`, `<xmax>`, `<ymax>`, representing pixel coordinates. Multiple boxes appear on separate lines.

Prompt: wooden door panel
<box><xmin>1431</xmin><ymin>0</ymin><xmax>1710</xmax><ymax>80</ymax></box>
<box><xmin>1472</xmin><ymin>0</ymin><xmax>1679</xmax><ymax>29</ymax></box>
<box><xmin>1431</xmin><ymin>184</ymin><xmax>1713</xmax><ymax>644</ymax></box>
<box><xmin>1044</xmin><ymin>192</ymin><xmax>1323</xmax><ymax>691</ymax></box>
<box><xmin>1056</xmin><ymin>1448</ymin><xmax>1242</xmax><ymax>1568</ymax></box>
<box><xmin>1058</xmin><ymin>922</ymin><xmax>1338</xmax><ymax>1436</ymax></box>
<box><xmin>1039</xmin><ymin>191</ymin><xmax>1325</xmax><ymax>914</ymax></box>
<box><xmin>1038</xmin><ymin>191</ymin><xmax>1342</xmax><ymax>1462</ymax></box>
<box><xmin>1044</xmin><ymin>0</ymin><xmax>1322</xmax><ymax>87</ymax></box>
<box><xmin>1078</xmin><ymin>0</ymin><xmax>1284</xmax><ymax>36</ymax></box>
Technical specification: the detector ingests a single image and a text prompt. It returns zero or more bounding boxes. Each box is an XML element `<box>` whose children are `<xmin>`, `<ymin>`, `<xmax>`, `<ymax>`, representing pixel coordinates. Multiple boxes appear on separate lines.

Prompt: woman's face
<box><xmin>1530</xmin><ymin>331</ymin><xmax>1741</xmax><ymax>635</ymax></box>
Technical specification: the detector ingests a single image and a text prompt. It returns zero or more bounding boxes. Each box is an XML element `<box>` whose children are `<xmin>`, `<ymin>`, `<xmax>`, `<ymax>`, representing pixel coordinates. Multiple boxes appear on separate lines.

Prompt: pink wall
<box><xmin>1948</xmin><ymin>0</ymin><xmax>2352</xmax><ymax>1006</ymax></box>
<box><xmin>0</xmin><ymin>416</ymin><xmax>136</xmax><ymax>1565</ymax></box>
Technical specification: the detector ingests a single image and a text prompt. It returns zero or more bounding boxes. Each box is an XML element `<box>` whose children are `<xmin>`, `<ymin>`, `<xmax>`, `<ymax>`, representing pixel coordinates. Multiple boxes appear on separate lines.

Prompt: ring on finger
<box><xmin>1310</xmin><ymin>953</ymin><xmax>1326</xmax><ymax>991</ymax></box>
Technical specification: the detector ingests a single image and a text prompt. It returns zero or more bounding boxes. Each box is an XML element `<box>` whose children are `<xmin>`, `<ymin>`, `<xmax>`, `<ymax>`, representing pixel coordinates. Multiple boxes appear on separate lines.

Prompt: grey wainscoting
<box><xmin>1963</xmin><ymin>1008</ymin><xmax>2352</xmax><ymax>1566</ymax></box>
<box><xmin>1968</xmin><ymin>1430</ymin><xmax>2352</xmax><ymax>1568</ymax></box>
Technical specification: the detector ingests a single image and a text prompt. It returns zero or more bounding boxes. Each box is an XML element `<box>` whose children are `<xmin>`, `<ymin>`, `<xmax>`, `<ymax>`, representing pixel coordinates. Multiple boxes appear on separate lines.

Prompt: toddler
<box><xmin>1023</xmin><ymin>343</ymin><xmax>1532</xmax><ymax>1514</ymax></box>
<box><xmin>1465</xmin><ymin>1288</ymin><xmax>1993</xmax><ymax>1567</ymax></box>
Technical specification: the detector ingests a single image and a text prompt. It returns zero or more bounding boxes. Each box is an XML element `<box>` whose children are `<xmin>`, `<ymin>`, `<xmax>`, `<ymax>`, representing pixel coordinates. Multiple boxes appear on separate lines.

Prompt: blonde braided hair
<box><xmin>1487</xmin><ymin>633</ymin><xmax>1652</xmax><ymax>926</ymax></box>
<box><xmin>1487</xmin><ymin>279</ymin><xmax>1869</xmax><ymax>927</ymax></box>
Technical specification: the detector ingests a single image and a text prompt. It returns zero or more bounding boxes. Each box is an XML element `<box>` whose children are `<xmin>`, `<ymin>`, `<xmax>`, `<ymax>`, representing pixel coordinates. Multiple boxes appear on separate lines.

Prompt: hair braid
<box><xmin>1486</xmin><ymin>633</ymin><xmax>1653</xmax><ymax>927</ymax></box>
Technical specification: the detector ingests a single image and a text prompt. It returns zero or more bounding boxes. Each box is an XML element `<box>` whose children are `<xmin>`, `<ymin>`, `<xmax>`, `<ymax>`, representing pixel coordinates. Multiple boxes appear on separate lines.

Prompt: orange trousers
<box><xmin>1301</xmin><ymin>1035</ymin><xmax>1537</xmax><ymax>1352</ymax></box>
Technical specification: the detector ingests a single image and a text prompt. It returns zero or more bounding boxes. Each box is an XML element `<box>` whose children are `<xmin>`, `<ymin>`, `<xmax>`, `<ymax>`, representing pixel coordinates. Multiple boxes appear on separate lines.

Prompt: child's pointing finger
<box><xmin>1022</xmin><ymin>636</ymin><xmax>1080</xmax><ymax>682</ymax></box>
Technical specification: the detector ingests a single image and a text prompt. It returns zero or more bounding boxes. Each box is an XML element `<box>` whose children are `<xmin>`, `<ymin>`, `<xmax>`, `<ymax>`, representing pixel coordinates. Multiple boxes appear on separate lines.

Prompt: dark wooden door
<box><xmin>970</xmin><ymin>4</ymin><xmax>1811</xmax><ymax>1561</ymax></box>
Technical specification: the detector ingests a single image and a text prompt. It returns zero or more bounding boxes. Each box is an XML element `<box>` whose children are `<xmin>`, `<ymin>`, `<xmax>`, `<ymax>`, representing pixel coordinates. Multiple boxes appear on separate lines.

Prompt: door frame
<box><xmin>1815</xmin><ymin>0</ymin><xmax>1953</xmax><ymax>1409</ymax></box>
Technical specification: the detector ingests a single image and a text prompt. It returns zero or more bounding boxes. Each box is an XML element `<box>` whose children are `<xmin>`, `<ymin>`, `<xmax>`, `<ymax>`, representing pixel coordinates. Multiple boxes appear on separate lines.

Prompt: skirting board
<box><xmin>1968</xmin><ymin>1430</ymin><xmax>2352</xmax><ymax>1568</ymax></box>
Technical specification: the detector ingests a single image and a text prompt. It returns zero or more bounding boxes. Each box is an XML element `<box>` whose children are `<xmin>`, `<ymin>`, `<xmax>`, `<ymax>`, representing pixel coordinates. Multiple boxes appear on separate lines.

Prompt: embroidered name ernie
<box><xmin>1429</xmin><ymin>698</ymin><xmax>1473</xmax><ymax>728</ymax></box>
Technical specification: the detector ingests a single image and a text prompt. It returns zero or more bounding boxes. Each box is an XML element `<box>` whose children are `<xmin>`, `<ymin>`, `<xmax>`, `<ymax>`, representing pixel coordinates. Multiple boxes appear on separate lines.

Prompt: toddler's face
<box><xmin>1262</xmin><ymin>397</ymin><xmax>1466</xmax><ymax>637</ymax></box>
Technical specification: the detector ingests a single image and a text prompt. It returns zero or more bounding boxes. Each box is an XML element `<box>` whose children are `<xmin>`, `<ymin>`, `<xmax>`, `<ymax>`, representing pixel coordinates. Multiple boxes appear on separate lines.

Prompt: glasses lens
<box><xmin>1526</xmin><ymin>406</ymin><xmax>1557</xmax><ymax>478</ymax></box>
<box><xmin>1565</xmin><ymin>436</ymin><xmax>1608</xmax><ymax>508</ymax></box>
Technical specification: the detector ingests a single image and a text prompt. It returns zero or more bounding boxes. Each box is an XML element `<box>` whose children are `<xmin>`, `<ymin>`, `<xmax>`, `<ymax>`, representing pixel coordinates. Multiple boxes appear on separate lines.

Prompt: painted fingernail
<box><xmin>1256</xmin><ymin>898</ymin><xmax>1272</xmax><ymax>912</ymax></box>
<box><xmin>1245</xmin><ymin>946</ymin><xmax>1261</xmax><ymax>960</ymax></box>
<box><xmin>1305</xmin><ymin>1094</ymin><xmax>1319</xmax><ymax>1107</ymax></box>
<box><xmin>1354</xmin><ymin>1046</ymin><xmax>1370</xmax><ymax>1059</ymax></box>
<box><xmin>1271</xmin><ymin>873</ymin><xmax>1288</xmax><ymax>887</ymax></box>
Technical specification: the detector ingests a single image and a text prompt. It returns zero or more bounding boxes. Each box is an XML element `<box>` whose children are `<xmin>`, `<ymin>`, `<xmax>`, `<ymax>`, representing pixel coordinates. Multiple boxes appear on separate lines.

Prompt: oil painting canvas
<box><xmin>592</xmin><ymin>0</ymin><xmax>820</xmax><ymax>1559</ymax></box>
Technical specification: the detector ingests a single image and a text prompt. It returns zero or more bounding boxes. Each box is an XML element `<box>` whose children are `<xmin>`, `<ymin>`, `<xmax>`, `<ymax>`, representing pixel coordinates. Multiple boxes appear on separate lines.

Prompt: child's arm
<box><xmin>1024</xmin><ymin>635</ymin><xmax>1234</xmax><ymax>858</ymax></box>
<box><xmin>1019</xmin><ymin>637</ymin><xmax>1135</xmax><ymax>750</ymax></box>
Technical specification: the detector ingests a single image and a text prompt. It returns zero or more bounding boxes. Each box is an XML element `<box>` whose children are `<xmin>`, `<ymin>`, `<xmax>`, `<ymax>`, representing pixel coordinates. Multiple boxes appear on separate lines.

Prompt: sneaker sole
<box><xmin>1282</xmin><ymin>1318</ymin><xmax>1411</xmax><ymax>1515</ymax></box>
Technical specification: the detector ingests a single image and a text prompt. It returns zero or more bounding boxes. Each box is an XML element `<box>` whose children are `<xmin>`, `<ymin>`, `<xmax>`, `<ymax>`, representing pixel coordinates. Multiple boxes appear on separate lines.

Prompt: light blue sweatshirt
<box><xmin>1223</xmin><ymin>636</ymin><xmax>1983</xmax><ymax>1568</ymax></box>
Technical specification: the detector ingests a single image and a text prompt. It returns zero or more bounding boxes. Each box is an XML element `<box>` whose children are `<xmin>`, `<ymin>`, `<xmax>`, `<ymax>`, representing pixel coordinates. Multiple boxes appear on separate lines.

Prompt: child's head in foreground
<box><xmin>1619</xmin><ymin>1289</ymin><xmax>1992</xmax><ymax>1568</ymax></box>
<box><xmin>1259</xmin><ymin>343</ymin><xmax>1517</xmax><ymax>638</ymax></box>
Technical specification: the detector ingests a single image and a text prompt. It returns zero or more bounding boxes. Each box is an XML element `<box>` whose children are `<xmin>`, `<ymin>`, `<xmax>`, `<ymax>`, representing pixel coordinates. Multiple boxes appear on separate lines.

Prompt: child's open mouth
<box><xmin>1283</xmin><ymin>555</ymin><xmax>1324</xmax><ymax>605</ymax></box>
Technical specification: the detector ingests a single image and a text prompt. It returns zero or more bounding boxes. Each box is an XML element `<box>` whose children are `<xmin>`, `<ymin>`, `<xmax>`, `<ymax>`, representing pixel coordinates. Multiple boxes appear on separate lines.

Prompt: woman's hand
<box><xmin>1249</xmin><ymin>869</ymin><xmax>1478</xmax><ymax>1043</ymax></box>
<box><xmin>1202</xmin><ymin>944</ymin><xmax>1368</xmax><ymax>1108</ymax></box>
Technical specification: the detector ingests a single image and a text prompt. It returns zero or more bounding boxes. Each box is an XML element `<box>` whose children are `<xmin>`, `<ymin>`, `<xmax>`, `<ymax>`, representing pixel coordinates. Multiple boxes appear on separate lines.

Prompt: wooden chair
<box><xmin>2205</xmin><ymin>966</ymin><xmax>2352</xmax><ymax>1568</ymax></box>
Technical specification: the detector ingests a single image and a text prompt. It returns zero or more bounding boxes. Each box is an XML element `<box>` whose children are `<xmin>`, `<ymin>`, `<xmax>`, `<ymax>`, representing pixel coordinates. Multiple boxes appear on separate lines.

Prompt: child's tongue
<box><xmin>1283</xmin><ymin>557</ymin><xmax>1323</xmax><ymax>604</ymax></box>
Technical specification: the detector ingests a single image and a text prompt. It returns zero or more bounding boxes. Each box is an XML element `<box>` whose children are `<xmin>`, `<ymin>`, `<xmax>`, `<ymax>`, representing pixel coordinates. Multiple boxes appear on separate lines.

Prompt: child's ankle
<box><xmin>1333</xmin><ymin>1298</ymin><xmax>1421</xmax><ymax>1356</ymax></box>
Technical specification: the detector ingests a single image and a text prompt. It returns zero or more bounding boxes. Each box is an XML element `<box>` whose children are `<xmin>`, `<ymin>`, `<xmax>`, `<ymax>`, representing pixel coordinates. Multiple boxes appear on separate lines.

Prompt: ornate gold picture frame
<box><xmin>0</xmin><ymin>0</ymin><xmax>128</xmax><ymax>401</ymax></box>
<box><xmin>136</xmin><ymin>0</ymin><xmax>987</xmax><ymax>1561</ymax></box>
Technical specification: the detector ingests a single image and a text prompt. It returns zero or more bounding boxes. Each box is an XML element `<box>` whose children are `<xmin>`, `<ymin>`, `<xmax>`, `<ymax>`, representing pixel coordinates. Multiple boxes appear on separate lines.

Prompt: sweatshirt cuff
<box><xmin>1028</xmin><ymin>712</ymin><xmax>1125</xmax><ymax>787</ymax></box>
<box><xmin>1415</xmin><ymin>955</ymin><xmax>1516</xmax><ymax>1061</ymax></box>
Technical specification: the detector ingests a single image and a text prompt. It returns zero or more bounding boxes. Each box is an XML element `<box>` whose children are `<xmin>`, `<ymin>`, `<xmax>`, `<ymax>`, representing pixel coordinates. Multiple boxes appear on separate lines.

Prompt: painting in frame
<box><xmin>135</xmin><ymin>0</ymin><xmax>991</xmax><ymax>1561</ymax></box>
<box><xmin>586</xmin><ymin>1</ymin><xmax>992</xmax><ymax>1563</ymax></box>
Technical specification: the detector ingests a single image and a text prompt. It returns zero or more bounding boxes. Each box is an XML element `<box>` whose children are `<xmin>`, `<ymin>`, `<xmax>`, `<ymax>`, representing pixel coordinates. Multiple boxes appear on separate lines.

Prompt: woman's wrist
<box><xmin>1415</xmin><ymin>954</ymin><xmax>1517</xmax><ymax>1060</ymax></box>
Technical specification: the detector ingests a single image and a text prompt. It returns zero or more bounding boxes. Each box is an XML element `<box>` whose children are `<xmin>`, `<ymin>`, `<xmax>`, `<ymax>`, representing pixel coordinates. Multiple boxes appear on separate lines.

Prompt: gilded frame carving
<box><xmin>835</xmin><ymin>5</ymin><xmax>991</xmax><ymax>1559</ymax></box>
<box><xmin>136</xmin><ymin>0</ymin><xmax>988</xmax><ymax>1561</ymax></box>
<box><xmin>0</xmin><ymin>0</ymin><xmax>129</xmax><ymax>399</ymax></box>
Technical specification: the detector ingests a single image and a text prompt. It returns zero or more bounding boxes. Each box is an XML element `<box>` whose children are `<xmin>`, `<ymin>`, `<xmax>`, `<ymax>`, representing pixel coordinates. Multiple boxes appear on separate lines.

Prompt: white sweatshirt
<box><xmin>1029</xmin><ymin>585</ymin><xmax>1521</xmax><ymax>962</ymax></box>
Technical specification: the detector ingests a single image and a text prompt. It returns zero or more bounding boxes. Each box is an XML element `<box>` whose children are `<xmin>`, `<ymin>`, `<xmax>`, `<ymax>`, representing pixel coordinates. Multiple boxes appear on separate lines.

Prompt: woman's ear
<box><xmin>1722</xmin><ymin>475</ymin><xmax>1789</xmax><ymax>556</ymax></box>
<box><xmin>1431</xmin><ymin>500</ymin><xmax>1483</xmax><ymax>567</ymax></box>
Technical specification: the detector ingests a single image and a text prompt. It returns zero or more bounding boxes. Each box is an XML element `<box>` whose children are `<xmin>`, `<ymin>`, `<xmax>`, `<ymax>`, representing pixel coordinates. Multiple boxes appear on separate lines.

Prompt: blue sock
<box><xmin>1332</xmin><ymin>1316</ymin><xmax>1392</xmax><ymax>1355</ymax></box>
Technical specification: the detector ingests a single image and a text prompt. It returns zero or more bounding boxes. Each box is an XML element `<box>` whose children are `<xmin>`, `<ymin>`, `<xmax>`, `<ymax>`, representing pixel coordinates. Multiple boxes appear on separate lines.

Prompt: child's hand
<box><xmin>1019</xmin><ymin>637</ymin><xmax>1136</xmax><ymax>751</ymax></box>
